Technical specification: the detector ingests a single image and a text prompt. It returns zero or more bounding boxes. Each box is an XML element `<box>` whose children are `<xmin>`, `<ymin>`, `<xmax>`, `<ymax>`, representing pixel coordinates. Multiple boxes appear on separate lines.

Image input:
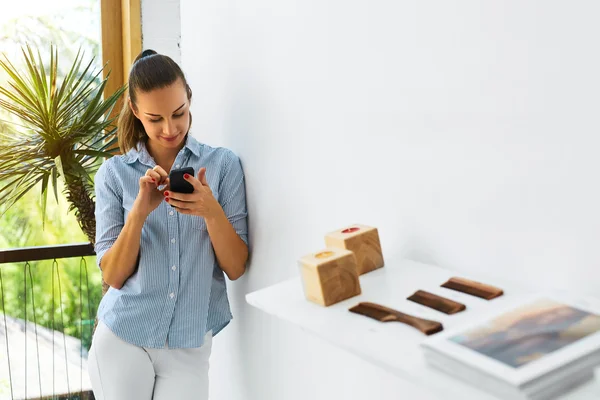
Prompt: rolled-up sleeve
<box><xmin>219</xmin><ymin>152</ymin><xmax>249</xmax><ymax>246</ymax></box>
<box><xmin>94</xmin><ymin>160</ymin><xmax>124</xmax><ymax>269</ymax></box>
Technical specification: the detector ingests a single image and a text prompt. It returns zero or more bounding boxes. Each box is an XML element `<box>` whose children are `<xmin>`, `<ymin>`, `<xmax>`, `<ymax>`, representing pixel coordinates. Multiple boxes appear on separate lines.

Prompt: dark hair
<box><xmin>117</xmin><ymin>50</ymin><xmax>193</xmax><ymax>153</ymax></box>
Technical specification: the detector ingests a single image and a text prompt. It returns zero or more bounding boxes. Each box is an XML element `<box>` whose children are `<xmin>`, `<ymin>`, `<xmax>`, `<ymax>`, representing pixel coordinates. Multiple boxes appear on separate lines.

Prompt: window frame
<box><xmin>100</xmin><ymin>0</ymin><xmax>141</xmax><ymax>104</ymax></box>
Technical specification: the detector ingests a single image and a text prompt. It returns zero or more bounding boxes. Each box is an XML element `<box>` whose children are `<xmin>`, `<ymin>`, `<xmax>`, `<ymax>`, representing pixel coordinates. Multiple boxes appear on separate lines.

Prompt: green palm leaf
<box><xmin>0</xmin><ymin>44</ymin><xmax>126</xmax><ymax>242</ymax></box>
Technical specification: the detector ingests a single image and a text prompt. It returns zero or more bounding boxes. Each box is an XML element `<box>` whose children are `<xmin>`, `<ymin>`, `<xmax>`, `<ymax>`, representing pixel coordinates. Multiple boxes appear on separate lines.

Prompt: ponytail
<box><xmin>117</xmin><ymin>97</ymin><xmax>146</xmax><ymax>153</ymax></box>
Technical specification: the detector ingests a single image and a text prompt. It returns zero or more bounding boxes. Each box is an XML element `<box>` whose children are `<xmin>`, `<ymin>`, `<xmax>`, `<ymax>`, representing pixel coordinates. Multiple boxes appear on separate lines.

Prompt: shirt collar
<box><xmin>122</xmin><ymin>134</ymin><xmax>201</xmax><ymax>165</ymax></box>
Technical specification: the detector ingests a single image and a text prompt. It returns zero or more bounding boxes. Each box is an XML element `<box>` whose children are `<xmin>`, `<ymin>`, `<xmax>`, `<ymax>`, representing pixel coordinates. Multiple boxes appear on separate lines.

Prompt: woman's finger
<box><xmin>145</xmin><ymin>169</ymin><xmax>161</xmax><ymax>183</ymax></box>
<box><xmin>163</xmin><ymin>190</ymin><xmax>195</xmax><ymax>202</ymax></box>
<box><xmin>139</xmin><ymin>176</ymin><xmax>156</xmax><ymax>188</ymax></box>
<box><xmin>153</xmin><ymin>165</ymin><xmax>169</xmax><ymax>181</ymax></box>
<box><xmin>165</xmin><ymin>197</ymin><xmax>191</xmax><ymax>210</ymax></box>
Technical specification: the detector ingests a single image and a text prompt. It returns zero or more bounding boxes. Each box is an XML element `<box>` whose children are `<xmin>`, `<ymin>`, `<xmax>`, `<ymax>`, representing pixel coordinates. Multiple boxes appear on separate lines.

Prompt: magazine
<box><xmin>421</xmin><ymin>293</ymin><xmax>600</xmax><ymax>388</ymax></box>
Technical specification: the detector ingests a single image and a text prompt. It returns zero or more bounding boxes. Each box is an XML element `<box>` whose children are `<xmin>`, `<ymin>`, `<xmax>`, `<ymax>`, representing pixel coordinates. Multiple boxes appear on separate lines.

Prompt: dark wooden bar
<box><xmin>0</xmin><ymin>243</ymin><xmax>95</xmax><ymax>264</ymax></box>
<box><xmin>28</xmin><ymin>390</ymin><xmax>95</xmax><ymax>400</ymax></box>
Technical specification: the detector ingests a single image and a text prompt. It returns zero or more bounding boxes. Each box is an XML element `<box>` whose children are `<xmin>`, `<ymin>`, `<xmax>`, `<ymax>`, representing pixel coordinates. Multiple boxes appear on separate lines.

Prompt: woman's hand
<box><xmin>163</xmin><ymin>167</ymin><xmax>222</xmax><ymax>221</ymax></box>
<box><xmin>133</xmin><ymin>165</ymin><xmax>170</xmax><ymax>217</ymax></box>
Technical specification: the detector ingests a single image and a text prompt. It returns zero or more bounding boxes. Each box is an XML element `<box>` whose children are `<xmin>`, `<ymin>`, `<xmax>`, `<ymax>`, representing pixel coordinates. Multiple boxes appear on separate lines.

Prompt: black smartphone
<box><xmin>169</xmin><ymin>167</ymin><xmax>195</xmax><ymax>194</ymax></box>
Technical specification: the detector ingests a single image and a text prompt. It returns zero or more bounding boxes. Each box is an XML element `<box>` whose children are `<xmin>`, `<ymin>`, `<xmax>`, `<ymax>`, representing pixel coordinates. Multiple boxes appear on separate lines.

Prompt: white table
<box><xmin>246</xmin><ymin>258</ymin><xmax>600</xmax><ymax>399</ymax></box>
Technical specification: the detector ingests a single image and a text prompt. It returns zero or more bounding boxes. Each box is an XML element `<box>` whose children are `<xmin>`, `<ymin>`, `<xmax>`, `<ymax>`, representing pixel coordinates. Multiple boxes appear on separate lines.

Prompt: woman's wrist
<box><xmin>204</xmin><ymin>206</ymin><xmax>226</xmax><ymax>228</ymax></box>
<box><xmin>131</xmin><ymin>200</ymin><xmax>151</xmax><ymax>223</ymax></box>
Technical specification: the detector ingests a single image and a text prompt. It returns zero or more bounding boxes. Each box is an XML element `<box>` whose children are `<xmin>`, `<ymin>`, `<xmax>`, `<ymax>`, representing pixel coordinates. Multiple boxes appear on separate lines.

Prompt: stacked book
<box><xmin>421</xmin><ymin>293</ymin><xmax>600</xmax><ymax>400</ymax></box>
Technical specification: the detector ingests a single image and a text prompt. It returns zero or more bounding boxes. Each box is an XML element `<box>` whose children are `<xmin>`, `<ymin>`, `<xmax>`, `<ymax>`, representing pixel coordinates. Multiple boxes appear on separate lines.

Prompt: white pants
<box><xmin>88</xmin><ymin>321</ymin><xmax>212</xmax><ymax>400</ymax></box>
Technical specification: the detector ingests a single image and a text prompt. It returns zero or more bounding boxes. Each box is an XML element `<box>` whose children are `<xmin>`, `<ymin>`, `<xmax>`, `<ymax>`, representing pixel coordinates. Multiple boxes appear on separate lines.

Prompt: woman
<box><xmin>88</xmin><ymin>49</ymin><xmax>249</xmax><ymax>400</ymax></box>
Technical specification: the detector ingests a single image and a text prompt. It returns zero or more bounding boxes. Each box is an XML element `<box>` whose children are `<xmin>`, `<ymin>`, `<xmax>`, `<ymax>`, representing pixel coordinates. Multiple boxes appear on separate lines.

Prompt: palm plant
<box><xmin>0</xmin><ymin>45</ymin><xmax>126</xmax><ymax>244</ymax></box>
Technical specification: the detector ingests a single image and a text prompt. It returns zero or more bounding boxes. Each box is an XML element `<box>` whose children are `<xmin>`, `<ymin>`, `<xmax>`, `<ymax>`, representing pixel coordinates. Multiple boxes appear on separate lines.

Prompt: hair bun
<box><xmin>135</xmin><ymin>49</ymin><xmax>158</xmax><ymax>63</ymax></box>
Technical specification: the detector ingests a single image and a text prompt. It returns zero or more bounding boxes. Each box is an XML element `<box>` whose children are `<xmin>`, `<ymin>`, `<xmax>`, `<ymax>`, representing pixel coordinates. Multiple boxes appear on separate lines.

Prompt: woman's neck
<box><xmin>146</xmin><ymin>140</ymin><xmax>185</xmax><ymax>172</ymax></box>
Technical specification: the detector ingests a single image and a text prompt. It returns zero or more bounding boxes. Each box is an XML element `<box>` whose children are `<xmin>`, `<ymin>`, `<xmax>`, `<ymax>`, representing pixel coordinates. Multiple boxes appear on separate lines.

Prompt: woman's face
<box><xmin>131</xmin><ymin>79</ymin><xmax>191</xmax><ymax>152</ymax></box>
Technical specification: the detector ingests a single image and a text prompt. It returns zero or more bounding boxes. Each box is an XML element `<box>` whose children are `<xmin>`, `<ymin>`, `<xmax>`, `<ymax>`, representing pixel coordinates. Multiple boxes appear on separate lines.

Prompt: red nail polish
<box><xmin>184</xmin><ymin>173</ymin><xmax>190</xmax><ymax>179</ymax></box>
<box><xmin>152</xmin><ymin>179</ymin><xmax>156</xmax><ymax>183</ymax></box>
<box><xmin>165</xmin><ymin>197</ymin><xmax>170</xmax><ymax>202</ymax></box>
<box><xmin>164</xmin><ymin>191</ymin><xmax>169</xmax><ymax>196</ymax></box>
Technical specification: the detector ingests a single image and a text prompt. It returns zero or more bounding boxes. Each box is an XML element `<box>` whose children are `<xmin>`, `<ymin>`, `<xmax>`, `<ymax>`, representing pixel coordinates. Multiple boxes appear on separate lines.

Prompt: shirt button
<box><xmin>169</xmin><ymin>210</ymin><xmax>174</xmax><ymax>216</ymax></box>
<box><xmin>171</xmin><ymin>265</ymin><xmax>177</xmax><ymax>271</ymax></box>
<box><xmin>169</xmin><ymin>292</ymin><xmax>175</xmax><ymax>299</ymax></box>
<box><xmin>171</xmin><ymin>238</ymin><xmax>176</xmax><ymax>244</ymax></box>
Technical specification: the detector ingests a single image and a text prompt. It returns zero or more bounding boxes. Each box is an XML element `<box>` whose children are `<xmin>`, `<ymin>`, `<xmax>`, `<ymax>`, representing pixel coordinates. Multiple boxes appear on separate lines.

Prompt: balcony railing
<box><xmin>0</xmin><ymin>243</ymin><xmax>97</xmax><ymax>400</ymax></box>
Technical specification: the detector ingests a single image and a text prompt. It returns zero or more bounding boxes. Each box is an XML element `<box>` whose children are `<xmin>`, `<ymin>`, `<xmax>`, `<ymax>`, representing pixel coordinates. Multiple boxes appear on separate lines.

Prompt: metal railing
<box><xmin>0</xmin><ymin>243</ymin><xmax>97</xmax><ymax>400</ymax></box>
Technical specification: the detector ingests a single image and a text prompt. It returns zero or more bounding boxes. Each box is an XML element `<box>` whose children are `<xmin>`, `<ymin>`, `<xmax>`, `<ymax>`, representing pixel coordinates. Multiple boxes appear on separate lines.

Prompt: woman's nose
<box><xmin>163</xmin><ymin>118</ymin><xmax>176</xmax><ymax>135</ymax></box>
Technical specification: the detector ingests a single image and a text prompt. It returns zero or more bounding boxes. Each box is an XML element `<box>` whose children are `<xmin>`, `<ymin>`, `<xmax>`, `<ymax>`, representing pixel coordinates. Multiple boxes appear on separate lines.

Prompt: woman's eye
<box><xmin>149</xmin><ymin>112</ymin><xmax>184</xmax><ymax>123</ymax></box>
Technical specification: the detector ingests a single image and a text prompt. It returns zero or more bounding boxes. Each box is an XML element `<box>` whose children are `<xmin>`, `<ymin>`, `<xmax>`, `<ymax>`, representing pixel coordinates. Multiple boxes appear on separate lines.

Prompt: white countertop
<box><xmin>246</xmin><ymin>257</ymin><xmax>600</xmax><ymax>399</ymax></box>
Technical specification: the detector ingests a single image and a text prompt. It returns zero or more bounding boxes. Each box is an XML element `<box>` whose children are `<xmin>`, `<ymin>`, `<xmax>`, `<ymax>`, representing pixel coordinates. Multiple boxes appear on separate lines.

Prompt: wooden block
<box><xmin>325</xmin><ymin>224</ymin><xmax>384</xmax><ymax>275</ymax></box>
<box><xmin>299</xmin><ymin>248</ymin><xmax>361</xmax><ymax>306</ymax></box>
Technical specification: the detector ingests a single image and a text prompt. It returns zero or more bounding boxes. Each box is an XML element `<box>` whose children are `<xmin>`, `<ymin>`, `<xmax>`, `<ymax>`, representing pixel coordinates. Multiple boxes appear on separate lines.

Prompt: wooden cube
<box><xmin>325</xmin><ymin>224</ymin><xmax>384</xmax><ymax>275</ymax></box>
<box><xmin>298</xmin><ymin>248</ymin><xmax>361</xmax><ymax>306</ymax></box>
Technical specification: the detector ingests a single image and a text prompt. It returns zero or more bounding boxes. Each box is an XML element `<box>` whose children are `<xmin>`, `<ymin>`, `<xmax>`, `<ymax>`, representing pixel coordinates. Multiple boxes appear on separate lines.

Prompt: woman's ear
<box><xmin>186</xmin><ymin>83</ymin><xmax>192</xmax><ymax>101</ymax></box>
<box><xmin>129</xmin><ymin>99</ymin><xmax>140</xmax><ymax>119</ymax></box>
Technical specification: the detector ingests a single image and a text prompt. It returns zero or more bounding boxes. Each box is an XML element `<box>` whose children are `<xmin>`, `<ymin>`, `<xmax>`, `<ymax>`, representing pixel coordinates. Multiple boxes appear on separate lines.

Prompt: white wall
<box><xmin>177</xmin><ymin>1</ymin><xmax>600</xmax><ymax>399</ymax></box>
<box><xmin>141</xmin><ymin>0</ymin><xmax>181</xmax><ymax>63</ymax></box>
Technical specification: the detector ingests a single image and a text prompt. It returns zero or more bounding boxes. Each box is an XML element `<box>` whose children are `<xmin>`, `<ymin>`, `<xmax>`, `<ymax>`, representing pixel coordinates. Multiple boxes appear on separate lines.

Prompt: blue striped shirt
<box><xmin>94</xmin><ymin>134</ymin><xmax>248</xmax><ymax>349</ymax></box>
